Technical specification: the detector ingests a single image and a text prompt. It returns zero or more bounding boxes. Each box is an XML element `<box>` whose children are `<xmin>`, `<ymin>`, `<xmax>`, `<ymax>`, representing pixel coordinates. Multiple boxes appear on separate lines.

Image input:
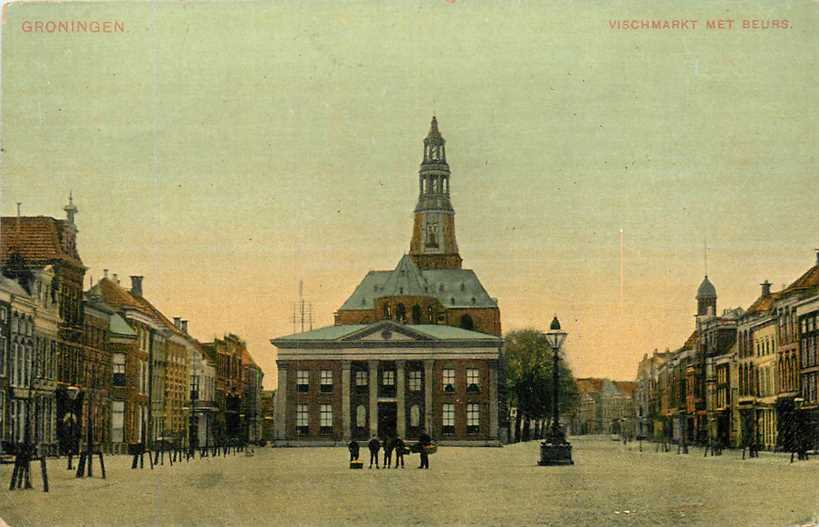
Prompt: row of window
<box><xmin>296</xmin><ymin>368</ymin><xmax>482</xmax><ymax>393</ymax></box>
<box><xmin>294</xmin><ymin>403</ymin><xmax>481</xmax><ymax>435</ymax></box>
<box><xmin>802</xmin><ymin>373</ymin><xmax>818</xmax><ymax>403</ymax></box>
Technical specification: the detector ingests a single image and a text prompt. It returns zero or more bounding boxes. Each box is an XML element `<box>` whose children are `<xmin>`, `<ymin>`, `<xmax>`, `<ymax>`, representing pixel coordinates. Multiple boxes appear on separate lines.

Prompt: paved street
<box><xmin>0</xmin><ymin>437</ymin><xmax>816</xmax><ymax>527</ymax></box>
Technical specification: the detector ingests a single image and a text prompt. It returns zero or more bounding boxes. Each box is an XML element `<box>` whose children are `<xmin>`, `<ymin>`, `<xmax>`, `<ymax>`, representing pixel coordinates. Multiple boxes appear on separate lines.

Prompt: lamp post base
<box><xmin>538</xmin><ymin>438</ymin><xmax>573</xmax><ymax>466</ymax></box>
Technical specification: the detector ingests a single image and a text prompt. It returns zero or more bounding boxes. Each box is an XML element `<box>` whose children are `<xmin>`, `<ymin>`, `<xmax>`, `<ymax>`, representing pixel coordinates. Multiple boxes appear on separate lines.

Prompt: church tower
<box><xmin>696</xmin><ymin>275</ymin><xmax>717</xmax><ymax>316</ymax></box>
<box><xmin>409</xmin><ymin>116</ymin><xmax>463</xmax><ymax>270</ymax></box>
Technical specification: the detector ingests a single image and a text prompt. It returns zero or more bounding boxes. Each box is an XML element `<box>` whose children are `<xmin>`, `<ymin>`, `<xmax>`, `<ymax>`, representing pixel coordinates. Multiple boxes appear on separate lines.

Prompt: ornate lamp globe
<box><xmin>544</xmin><ymin>316</ymin><xmax>567</xmax><ymax>350</ymax></box>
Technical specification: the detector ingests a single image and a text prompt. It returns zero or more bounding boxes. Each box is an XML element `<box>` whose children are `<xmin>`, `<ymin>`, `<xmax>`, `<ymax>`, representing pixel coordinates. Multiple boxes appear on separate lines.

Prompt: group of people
<box><xmin>347</xmin><ymin>430</ymin><xmax>432</xmax><ymax>469</ymax></box>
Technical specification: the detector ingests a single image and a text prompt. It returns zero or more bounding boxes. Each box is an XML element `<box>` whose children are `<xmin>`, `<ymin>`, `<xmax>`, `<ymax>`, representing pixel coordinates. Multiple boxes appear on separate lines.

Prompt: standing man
<box><xmin>418</xmin><ymin>429</ymin><xmax>432</xmax><ymax>469</ymax></box>
<box><xmin>348</xmin><ymin>439</ymin><xmax>360</xmax><ymax>462</ymax></box>
<box><xmin>383</xmin><ymin>435</ymin><xmax>394</xmax><ymax>468</ymax></box>
<box><xmin>393</xmin><ymin>436</ymin><xmax>405</xmax><ymax>468</ymax></box>
<box><xmin>367</xmin><ymin>436</ymin><xmax>381</xmax><ymax>469</ymax></box>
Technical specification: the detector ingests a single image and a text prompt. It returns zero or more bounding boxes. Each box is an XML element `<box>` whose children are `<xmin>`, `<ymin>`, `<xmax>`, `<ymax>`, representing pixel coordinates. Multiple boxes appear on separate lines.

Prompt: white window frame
<box><xmin>443</xmin><ymin>368</ymin><xmax>455</xmax><ymax>392</ymax></box>
<box><xmin>320</xmin><ymin>404</ymin><xmax>333</xmax><ymax>430</ymax></box>
<box><xmin>320</xmin><ymin>370</ymin><xmax>333</xmax><ymax>391</ymax></box>
<box><xmin>466</xmin><ymin>368</ymin><xmax>480</xmax><ymax>390</ymax></box>
<box><xmin>296</xmin><ymin>404</ymin><xmax>309</xmax><ymax>429</ymax></box>
<box><xmin>442</xmin><ymin>403</ymin><xmax>455</xmax><ymax>433</ymax></box>
<box><xmin>467</xmin><ymin>403</ymin><xmax>480</xmax><ymax>432</ymax></box>
<box><xmin>408</xmin><ymin>370</ymin><xmax>422</xmax><ymax>392</ymax></box>
<box><xmin>382</xmin><ymin>370</ymin><xmax>395</xmax><ymax>386</ymax></box>
<box><xmin>297</xmin><ymin>370</ymin><xmax>309</xmax><ymax>391</ymax></box>
<box><xmin>355</xmin><ymin>370</ymin><xmax>368</xmax><ymax>386</ymax></box>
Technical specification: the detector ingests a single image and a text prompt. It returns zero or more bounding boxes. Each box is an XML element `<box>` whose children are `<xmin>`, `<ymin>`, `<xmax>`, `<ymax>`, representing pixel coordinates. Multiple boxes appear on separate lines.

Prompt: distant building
<box><xmin>570</xmin><ymin>378</ymin><xmax>635</xmax><ymax>436</ymax></box>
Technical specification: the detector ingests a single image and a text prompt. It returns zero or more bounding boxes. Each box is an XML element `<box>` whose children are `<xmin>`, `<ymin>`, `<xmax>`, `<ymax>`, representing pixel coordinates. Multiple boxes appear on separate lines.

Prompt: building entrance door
<box><xmin>377</xmin><ymin>402</ymin><xmax>397</xmax><ymax>439</ymax></box>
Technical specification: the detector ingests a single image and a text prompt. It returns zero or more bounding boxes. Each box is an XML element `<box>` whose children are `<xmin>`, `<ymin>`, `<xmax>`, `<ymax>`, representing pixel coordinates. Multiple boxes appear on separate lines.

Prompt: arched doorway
<box><xmin>459</xmin><ymin>314</ymin><xmax>474</xmax><ymax>331</ymax></box>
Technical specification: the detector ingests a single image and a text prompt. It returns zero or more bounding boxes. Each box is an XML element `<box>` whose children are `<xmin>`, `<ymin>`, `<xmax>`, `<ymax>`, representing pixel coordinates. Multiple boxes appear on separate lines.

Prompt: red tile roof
<box><xmin>90</xmin><ymin>277</ymin><xmax>184</xmax><ymax>336</ymax></box>
<box><xmin>241</xmin><ymin>349</ymin><xmax>259</xmax><ymax>368</ymax></box>
<box><xmin>0</xmin><ymin>216</ymin><xmax>82</xmax><ymax>267</ymax></box>
<box><xmin>744</xmin><ymin>291</ymin><xmax>781</xmax><ymax>317</ymax></box>
<box><xmin>782</xmin><ymin>265</ymin><xmax>819</xmax><ymax>295</ymax></box>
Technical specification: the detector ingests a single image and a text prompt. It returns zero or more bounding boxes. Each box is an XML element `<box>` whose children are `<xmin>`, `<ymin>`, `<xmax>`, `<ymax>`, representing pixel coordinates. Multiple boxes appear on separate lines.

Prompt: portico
<box><xmin>271</xmin><ymin>320</ymin><xmax>503</xmax><ymax>446</ymax></box>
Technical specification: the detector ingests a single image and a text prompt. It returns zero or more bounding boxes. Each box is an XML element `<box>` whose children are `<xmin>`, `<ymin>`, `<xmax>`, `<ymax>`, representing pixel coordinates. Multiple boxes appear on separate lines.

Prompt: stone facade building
<box><xmin>272</xmin><ymin>118</ymin><xmax>505</xmax><ymax>446</ymax></box>
<box><xmin>1</xmin><ymin>197</ymin><xmax>87</xmax><ymax>455</ymax></box>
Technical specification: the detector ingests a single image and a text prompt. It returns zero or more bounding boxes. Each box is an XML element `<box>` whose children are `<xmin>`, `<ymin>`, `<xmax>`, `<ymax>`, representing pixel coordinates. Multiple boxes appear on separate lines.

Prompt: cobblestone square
<box><xmin>1</xmin><ymin>437</ymin><xmax>816</xmax><ymax>527</ymax></box>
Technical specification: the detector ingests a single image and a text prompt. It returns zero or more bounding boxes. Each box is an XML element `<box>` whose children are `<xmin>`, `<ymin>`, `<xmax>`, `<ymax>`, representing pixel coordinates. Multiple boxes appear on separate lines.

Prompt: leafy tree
<box><xmin>505</xmin><ymin>329</ymin><xmax>579</xmax><ymax>441</ymax></box>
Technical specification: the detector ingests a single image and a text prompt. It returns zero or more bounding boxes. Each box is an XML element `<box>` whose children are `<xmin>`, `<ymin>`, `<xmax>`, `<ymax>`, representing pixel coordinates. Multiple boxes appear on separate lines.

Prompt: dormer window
<box><xmin>439</xmin><ymin>284</ymin><xmax>444</xmax><ymax>292</ymax></box>
<box><xmin>460</xmin><ymin>283</ymin><xmax>465</xmax><ymax>292</ymax></box>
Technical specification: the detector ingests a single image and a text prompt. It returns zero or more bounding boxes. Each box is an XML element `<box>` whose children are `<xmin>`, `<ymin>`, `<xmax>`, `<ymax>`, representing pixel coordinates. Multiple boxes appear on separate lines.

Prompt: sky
<box><xmin>1</xmin><ymin>1</ymin><xmax>817</xmax><ymax>389</ymax></box>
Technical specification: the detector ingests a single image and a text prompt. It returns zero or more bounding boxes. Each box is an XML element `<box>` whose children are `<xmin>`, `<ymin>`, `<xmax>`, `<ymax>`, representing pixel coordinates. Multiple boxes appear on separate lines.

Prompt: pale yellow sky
<box><xmin>2</xmin><ymin>1</ymin><xmax>817</xmax><ymax>389</ymax></box>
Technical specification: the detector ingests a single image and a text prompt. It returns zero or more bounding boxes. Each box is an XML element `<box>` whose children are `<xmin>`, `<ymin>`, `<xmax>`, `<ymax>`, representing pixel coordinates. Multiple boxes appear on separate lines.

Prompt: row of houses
<box><xmin>634</xmin><ymin>252</ymin><xmax>819</xmax><ymax>451</ymax></box>
<box><xmin>0</xmin><ymin>198</ymin><xmax>264</xmax><ymax>456</ymax></box>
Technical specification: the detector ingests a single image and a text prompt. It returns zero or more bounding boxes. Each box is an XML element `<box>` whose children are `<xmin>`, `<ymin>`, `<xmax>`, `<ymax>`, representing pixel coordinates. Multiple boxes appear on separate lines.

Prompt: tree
<box><xmin>505</xmin><ymin>329</ymin><xmax>579</xmax><ymax>442</ymax></box>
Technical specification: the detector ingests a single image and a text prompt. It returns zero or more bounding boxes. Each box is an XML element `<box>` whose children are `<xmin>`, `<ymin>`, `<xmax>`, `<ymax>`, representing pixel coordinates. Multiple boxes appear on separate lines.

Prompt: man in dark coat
<box><xmin>367</xmin><ymin>436</ymin><xmax>381</xmax><ymax>469</ymax></box>
<box><xmin>383</xmin><ymin>435</ymin><xmax>394</xmax><ymax>467</ymax></box>
<box><xmin>348</xmin><ymin>440</ymin><xmax>360</xmax><ymax>462</ymax></box>
<box><xmin>418</xmin><ymin>429</ymin><xmax>432</xmax><ymax>469</ymax></box>
<box><xmin>393</xmin><ymin>436</ymin><xmax>405</xmax><ymax>468</ymax></box>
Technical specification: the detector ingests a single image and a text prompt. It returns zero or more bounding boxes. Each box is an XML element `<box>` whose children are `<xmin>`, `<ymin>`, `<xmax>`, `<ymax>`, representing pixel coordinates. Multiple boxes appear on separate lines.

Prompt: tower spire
<box><xmin>409</xmin><ymin>116</ymin><xmax>462</xmax><ymax>270</ymax></box>
<box><xmin>64</xmin><ymin>191</ymin><xmax>78</xmax><ymax>226</ymax></box>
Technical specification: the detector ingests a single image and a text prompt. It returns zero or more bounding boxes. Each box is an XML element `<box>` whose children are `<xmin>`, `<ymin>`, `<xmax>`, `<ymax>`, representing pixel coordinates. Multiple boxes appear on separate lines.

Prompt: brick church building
<box><xmin>272</xmin><ymin>117</ymin><xmax>506</xmax><ymax>445</ymax></box>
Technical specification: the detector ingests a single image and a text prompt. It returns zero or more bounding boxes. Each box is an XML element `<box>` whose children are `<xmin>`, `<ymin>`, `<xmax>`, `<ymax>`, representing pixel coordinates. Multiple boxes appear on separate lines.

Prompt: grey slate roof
<box><xmin>339</xmin><ymin>254</ymin><xmax>498</xmax><ymax>311</ymax></box>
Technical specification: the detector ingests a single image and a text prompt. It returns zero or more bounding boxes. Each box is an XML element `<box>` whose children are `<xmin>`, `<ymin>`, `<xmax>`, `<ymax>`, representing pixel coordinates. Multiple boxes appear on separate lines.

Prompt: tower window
<box><xmin>412</xmin><ymin>305</ymin><xmax>422</xmax><ymax>324</ymax></box>
<box><xmin>396</xmin><ymin>304</ymin><xmax>407</xmax><ymax>323</ymax></box>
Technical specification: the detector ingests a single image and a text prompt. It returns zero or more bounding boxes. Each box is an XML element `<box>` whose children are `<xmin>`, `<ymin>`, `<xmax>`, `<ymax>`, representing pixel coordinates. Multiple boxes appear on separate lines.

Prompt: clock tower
<box><xmin>409</xmin><ymin>116</ymin><xmax>463</xmax><ymax>270</ymax></box>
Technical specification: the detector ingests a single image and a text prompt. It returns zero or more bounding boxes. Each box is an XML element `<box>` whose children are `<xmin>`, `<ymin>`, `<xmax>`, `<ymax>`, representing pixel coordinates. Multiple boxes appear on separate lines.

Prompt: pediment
<box><xmin>340</xmin><ymin>321</ymin><xmax>433</xmax><ymax>342</ymax></box>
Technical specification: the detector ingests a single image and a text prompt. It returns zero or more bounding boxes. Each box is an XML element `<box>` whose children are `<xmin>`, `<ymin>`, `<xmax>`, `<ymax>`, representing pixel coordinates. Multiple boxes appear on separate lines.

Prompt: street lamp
<box><xmin>539</xmin><ymin>315</ymin><xmax>573</xmax><ymax>466</ymax></box>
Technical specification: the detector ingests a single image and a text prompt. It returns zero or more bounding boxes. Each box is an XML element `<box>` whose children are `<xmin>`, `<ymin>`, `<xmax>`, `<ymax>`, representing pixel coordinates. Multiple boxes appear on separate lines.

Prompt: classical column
<box><xmin>396</xmin><ymin>360</ymin><xmax>406</xmax><ymax>437</ymax></box>
<box><xmin>368</xmin><ymin>360</ymin><xmax>378</xmax><ymax>437</ymax></box>
<box><xmin>275</xmin><ymin>361</ymin><xmax>288</xmax><ymax>441</ymax></box>
<box><xmin>489</xmin><ymin>362</ymin><xmax>499</xmax><ymax>440</ymax></box>
<box><xmin>424</xmin><ymin>359</ymin><xmax>434</xmax><ymax>433</ymax></box>
<box><xmin>341</xmin><ymin>360</ymin><xmax>352</xmax><ymax>441</ymax></box>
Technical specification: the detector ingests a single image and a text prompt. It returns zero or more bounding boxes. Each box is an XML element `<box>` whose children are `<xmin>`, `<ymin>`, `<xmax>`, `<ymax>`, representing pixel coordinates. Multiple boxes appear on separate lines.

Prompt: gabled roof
<box><xmin>339</xmin><ymin>255</ymin><xmax>497</xmax><ymax>311</ymax></box>
<box><xmin>744</xmin><ymin>291</ymin><xmax>781</xmax><ymax>318</ymax></box>
<box><xmin>88</xmin><ymin>277</ymin><xmax>184</xmax><ymax>337</ymax></box>
<box><xmin>0</xmin><ymin>216</ymin><xmax>82</xmax><ymax>267</ymax></box>
<box><xmin>782</xmin><ymin>264</ymin><xmax>819</xmax><ymax>295</ymax></box>
<box><xmin>0</xmin><ymin>275</ymin><xmax>30</xmax><ymax>298</ymax></box>
<box><xmin>683</xmin><ymin>330</ymin><xmax>698</xmax><ymax>349</ymax></box>
<box><xmin>241</xmin><ymin>349</ymin><xmax>260</xmax><ymax>368</ymax></box>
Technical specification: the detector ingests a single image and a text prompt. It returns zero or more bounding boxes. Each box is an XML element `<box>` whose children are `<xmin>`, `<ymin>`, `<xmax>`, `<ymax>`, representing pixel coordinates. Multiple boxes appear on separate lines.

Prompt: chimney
<box><xmin>181</xmin><ymin>320</ymin><xmax>188</xmax><ymax>334</ymax></box>
<box><xmin>760</xmin><ymin>280</ymin><xmax>771</xmax><ymax>297</ymax></box>
<box><xmin>815</xmin><ymin>249</ymin><xmax>819</xmax><ymax>266</ymax></box>
<box><xmin>130</xmin><ymin>275</ymin><xmax>143</xmax><ymax>296</ymax></box>
<box><xmin>103</xmin><ymin>269</ymin><xmax>109</xmax><ymax>279</ymax></box>
<box><xmin>112</xmin><ymin>273</ymin><xmax>119</xmax><ymax>285</ymax></box>
<box><xmin>173</xmin><ymin>317</ymin><xmax>182</xmax><ymax>329</ymax></box>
